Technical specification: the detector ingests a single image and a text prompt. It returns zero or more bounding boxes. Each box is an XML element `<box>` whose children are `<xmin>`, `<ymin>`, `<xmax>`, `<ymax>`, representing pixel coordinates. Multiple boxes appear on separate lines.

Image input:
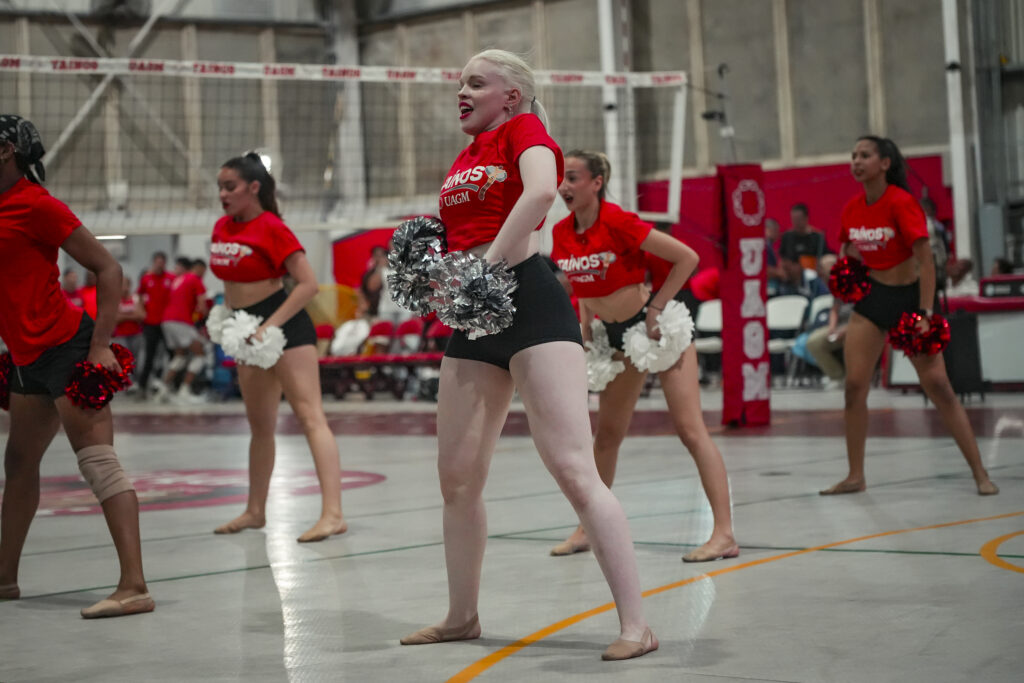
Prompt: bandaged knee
<box><xmin>76</xmin><ymin>445</ymin><xmax>135</xmax><ymax>502</ymax></box>
<box><xmin>167</xmin><ymin>355</ymin><xmax>187</xmax><ymax>372</ymax></box>
<box><xmin>186</xmin><ymin>355</ymin><xmax>205</xmax><ymax>374</ymax></box>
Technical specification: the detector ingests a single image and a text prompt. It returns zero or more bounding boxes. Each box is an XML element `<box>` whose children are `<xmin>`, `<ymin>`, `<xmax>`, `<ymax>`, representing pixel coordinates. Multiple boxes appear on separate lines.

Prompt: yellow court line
<box><xmin>447</xmin><ymin>510</ymin><xmax>1024</xmax><ymax>683</ymax></box>
<box><xmin>979</xmin><ymin>530</ymin><xmax>1024</xmax><ymax>574</ymax></box>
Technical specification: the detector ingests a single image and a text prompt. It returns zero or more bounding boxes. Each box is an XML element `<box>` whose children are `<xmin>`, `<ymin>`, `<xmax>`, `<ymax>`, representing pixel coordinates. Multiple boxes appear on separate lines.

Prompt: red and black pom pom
<box><xmin>828</xmin><ymin>257</ymin><xmax>872</xmax><ymax>303</ymax></box>
<box><xmin>64</xmin><ymin>344</ymin><xmax>136</xmax><ymax>410</ymax></box>
<box><xmin>888</xmin><ymin>312</ymin><xmax>951</xmax><ymax>357</ymax></box>
<box><xmin>0</xmin><ymin>352</ymin><xmax>12</xmax><ymax>412</ymax></box>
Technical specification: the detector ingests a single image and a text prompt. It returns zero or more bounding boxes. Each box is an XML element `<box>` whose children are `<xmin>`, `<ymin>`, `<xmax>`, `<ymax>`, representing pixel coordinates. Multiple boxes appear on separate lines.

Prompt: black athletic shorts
<box><xmin>444</xmin><ymin>254</ymin><xmax>583</xmax><ymax>370</ymax></box>
<box><xmin>602</xmin><ymin>307</ymin><xmax>647</xmax><ymax>352</ymax></box>
<box><xmin>239</xmin><ymin>289</ymin><xmax>317</xmax><ymax>350</ymax></box>
<box><xmin>853</xmin><ymin>279</ymin><xmax>921</xmax><ymax>331</ymax></box>
<box><xmin>10</xmin><ymin>314</ymin><xmax>94</xmax><ymax>399</ymax></box>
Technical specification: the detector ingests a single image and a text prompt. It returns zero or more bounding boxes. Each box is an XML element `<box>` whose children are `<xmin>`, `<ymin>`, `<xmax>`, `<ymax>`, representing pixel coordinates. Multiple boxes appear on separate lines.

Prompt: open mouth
<box><xmin>459</xmin><ymin>102</ymin><xmax>473</xmax><ymax>120</ymax></box>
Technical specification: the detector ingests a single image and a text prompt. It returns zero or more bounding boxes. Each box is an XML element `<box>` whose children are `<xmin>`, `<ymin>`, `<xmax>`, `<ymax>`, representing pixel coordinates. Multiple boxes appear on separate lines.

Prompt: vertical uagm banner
<box><xmin>718</xmin><ymin>164</ymin><xmax>770</xmax><ymax>426</ymax></box>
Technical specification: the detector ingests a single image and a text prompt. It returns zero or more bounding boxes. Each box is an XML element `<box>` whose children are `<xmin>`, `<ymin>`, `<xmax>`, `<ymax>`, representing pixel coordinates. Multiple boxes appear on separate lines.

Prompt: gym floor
<box><xmin>1</xmin><ymin>388</ymin><xmax>1021</xmax><ymax>682</ymax></box>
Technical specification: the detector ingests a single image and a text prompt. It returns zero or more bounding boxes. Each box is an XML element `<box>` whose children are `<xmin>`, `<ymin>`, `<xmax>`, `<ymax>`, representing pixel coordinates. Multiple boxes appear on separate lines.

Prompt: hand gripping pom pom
<box><xmin>64</xmin><ymin>344</ymin><xmax>136</xmax><ymax>410</ymax></box>
<box><xmin>622</xmin><ymin>300</ymin><xmax>695</xmax><ymax>373</ymax></box>
<box><xmin>428</xmin><ymin>252</ymin><xmax>518</xmax><ymax>340</ymax></box>
<box><xmin>220</xmin><ymin>310</ymin><xmax>263</xmax><ymax>359</ymax></box>
<box><xmin>240</xmin><ymin>325</ymin><xmax>286</xmax><ymax>369</ymax></box>
<box><xmin>205</xmin><ymin>304</ymin><xmax>232</xmax><ymax>345</ymax></box>
<box><xmin>387</xmin><ymin>216</ymin><xmax>448</xmax><ymax>314</ymax></box>
<box><xmin>585</xmin><ymin>320</ymin><xmax>625</xmax><ymax>392</ymax></box>
<box><xmin>888</xmin><ymin>311</ymin><xmax>951</xmax><ymax>357</ymax></box>
<box><xmin>828</xmin><ymin>257</ymin><xmax>872</xmax><ymax>303</ymax></box>
<box><xmin>0</xmin><ymin>352</ymin><xmax>12</xmax><ymax>411</ymax></box>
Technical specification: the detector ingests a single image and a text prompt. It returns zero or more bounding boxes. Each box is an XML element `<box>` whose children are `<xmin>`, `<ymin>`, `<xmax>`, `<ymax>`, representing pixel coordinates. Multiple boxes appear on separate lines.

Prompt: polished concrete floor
<box><xmin>0</xmin><ymin>387</ymin><xmax>1022</xmax><ymax>682</ymax></box>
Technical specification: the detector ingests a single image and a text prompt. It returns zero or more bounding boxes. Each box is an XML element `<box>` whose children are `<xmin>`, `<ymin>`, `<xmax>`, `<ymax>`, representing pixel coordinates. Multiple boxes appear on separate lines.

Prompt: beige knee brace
<box><xmin>76</xmin><ymin>445</ymin><xmax>135</xmax><ymax>502</ymax></box>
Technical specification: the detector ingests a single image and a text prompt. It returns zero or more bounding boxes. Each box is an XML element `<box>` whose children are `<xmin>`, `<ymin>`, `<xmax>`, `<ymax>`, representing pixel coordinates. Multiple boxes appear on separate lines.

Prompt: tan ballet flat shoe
<box><xmin>682</xmin><ymin>545</ymin><xmax>740</xmax><ymax>563</ymax></box>
<box><xmin>819</xmin><ymin>480</ymin><xmax>866</xmax><ymax>495</ymax></box>
<box><xmin>80</xmin><ymin>592</ymin><xmax>155</xmax><ymax>619</ymax></box>
<box><xmin>977</xmin><ymin>480</ymin><xmax>999</xmax><ymax>496</ymax></box>
<box><xmin>550</xmin><ymin>540</ymin><xmax>591</xmax><ymax>556</ymax></box>
<box><xmin>602</xmin><ymin>627</ymin><xmax>658</xmax><ymax>661</ymax></box>
<box><xmin>400</xmin><ymin>614</ymin><xmax>480</xmax><ymax>645</ymax></box>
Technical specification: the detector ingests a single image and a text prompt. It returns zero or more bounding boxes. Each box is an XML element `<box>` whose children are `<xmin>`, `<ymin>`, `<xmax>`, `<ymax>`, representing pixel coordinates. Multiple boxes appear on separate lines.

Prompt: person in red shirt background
<box><xmin>399</xmin><ymin>50</ymin><xmax>655</xmax><ymax>661</ymax></box>
<box><xmin>821</xmin><ymin>136</ymin><xmax>997</xmax><ymax>497</ymax></box>
<box><xmin>112</xmin><ymin>275</ymin><xmax>144</xmax><ymax>380</ymax></box>
<box><xmin>135</xmin><ymin>251</ymin><xmax>173</xmax><ymax>395</ymax></box>
<box><xmin>153</xmin><ymin>257</ymin><xmax>208</xmax><ymax>403</ymax></box>
<box><xmin>0</xmin><ymin>114</ymin><xmax>152</xmax><ymax>617</ymax></box>
<box><xmin>61</xmin><ymin>267</ymin><xmax>84</xmax><ymax>308</ymax></box>
<box><xmin>551</xmin><ymin>150</ymin><xmax>737</xmax><ymax>564</ymax></box>
<box><xmin>208</xmin><ymin>151</ymin><xmax>346</xmax><ymax>544</ymax></box>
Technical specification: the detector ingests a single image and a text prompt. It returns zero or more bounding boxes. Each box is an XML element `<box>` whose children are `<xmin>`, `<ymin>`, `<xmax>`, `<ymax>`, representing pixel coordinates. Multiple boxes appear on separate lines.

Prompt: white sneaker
<box><xmin>173</xmin><ymin>387</ymin><xmax>207</xmax><ymax>405</ymax></box>
<box><xmin>149</xmin><ymin>379</ymin><xmax>170</xmax><ymax>402</ymax></box>
<box><xmin>822</xmin><ymin>377</ymin><xmax>845</xmax><ymax>390</ymax></box>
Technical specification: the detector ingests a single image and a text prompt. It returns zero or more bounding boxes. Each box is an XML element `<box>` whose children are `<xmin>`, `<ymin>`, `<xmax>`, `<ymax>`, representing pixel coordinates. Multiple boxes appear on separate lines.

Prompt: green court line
<box><xmin>493</xmin><ymin>535</ymin><xmax>1024</xmax><ymax>559</ymax></box>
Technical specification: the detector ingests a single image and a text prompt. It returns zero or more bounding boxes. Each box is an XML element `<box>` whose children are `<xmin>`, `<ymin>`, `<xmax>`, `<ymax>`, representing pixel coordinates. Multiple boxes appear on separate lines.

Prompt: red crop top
<box><xmin>550</xmin><ymin>201</ymin><xmax>653</xmax><ymax>299</ymax></box>
<box><xmin>439</xmin><ymin>114</ymin><xmax>563</xmax><ymax>253</ymax></box>
<box><xmin>840</xmin><ymin>185</ymin><xmax>929</xmax><ymax>271</ymax></box>
<box><xmin>210</xmin><ymin>211</ymin><xmax>304</xmax><ymax>282</ymax></box>
<box><xmin>0</xmin><ymin>178</ymin><xmax>84</xmax><ymax>365</ymax></box>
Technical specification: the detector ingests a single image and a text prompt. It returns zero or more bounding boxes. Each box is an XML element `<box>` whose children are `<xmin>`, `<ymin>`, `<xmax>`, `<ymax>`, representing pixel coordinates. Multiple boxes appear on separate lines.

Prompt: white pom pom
<box><xmin>623</xmin><ymin>300</ymin><xmax>694</xmax><ymax>373</ymax></box>
<box><xmin>585</xmin><ymin>320</ymin><xmax>625</xmax><ymax>392</ymax></box>
<box><xmin>220</xmin><ymin>310</ymin><xmax>262</xmax><ymax>359</ymax></box>
<box><xmin>205</xmin><ymin>304</ymin><xmax>232</xmax><ymax>345</ymax></box>
<box><xmin>240</xmin><ymin>325</ymin><xmax>286</xmax><ymax>369</ymax></box>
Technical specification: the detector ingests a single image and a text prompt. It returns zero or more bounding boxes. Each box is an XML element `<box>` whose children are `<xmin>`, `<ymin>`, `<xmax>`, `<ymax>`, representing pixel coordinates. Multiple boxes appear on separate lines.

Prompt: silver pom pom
<box><xmin>622</xmin><ymin>300</ymin><xmax>694</xmax><ymax>373</ymax></box>
<box><xmin>428</xmin><ymin>252</ymin><xmax>518</xmax><ymax>340</ymax></box>
<box><xmin>386</xmin><ymin>216</ymin><xmax>447</xmax><ymax>313</ymax></box>
<box><xmin>585</xmin><ymin>319</ymin><xmax>626</xmax><ymax>392</ymax></box>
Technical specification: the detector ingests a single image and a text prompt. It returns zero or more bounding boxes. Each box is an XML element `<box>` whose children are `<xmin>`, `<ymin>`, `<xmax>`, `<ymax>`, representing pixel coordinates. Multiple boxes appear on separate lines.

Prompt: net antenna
<box><xmin>1</xmin><ymin>54</ymin><xmax>687</xmax><ymax>236</ymax></box>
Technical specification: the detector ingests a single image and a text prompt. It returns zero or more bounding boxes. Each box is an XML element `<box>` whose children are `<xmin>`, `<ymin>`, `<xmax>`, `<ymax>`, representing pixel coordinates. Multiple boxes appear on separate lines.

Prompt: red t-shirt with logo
<box><xmin>0</xmin><ymin>178</ymin><xmax>85</xmax><ymax>365</ymax></box>
<box><xmin>163</xmin><ymin>272</ymin><xmax>206</xmax><ymax>324</ymax></box>
<box><xmin>137</xmin><ymin>271</ymin><xmax>174</xmax><ymax>325</ymax></box>
<box><xmin>840</xmin><ymin>185</ymin><xmax>929</xmax><ymax>271</ymax></box>
<box><xmin>210</xmin><ymin>211</ymin><xmax>304</xmax><ymax>282</ymax></box>
<box><xmin>551</xmin><ymin>201</ymin><xmax>652</xmax><ymax>299</ymax></box>
<box><xmin>439</xmin><ymin>114</ymin><xmax>564</xmax><ymax>253</ymax></box>
<box><xmin>114</xmin><ymin>296</ymin><xmax>143</xmax><ymax>337</ymax></box>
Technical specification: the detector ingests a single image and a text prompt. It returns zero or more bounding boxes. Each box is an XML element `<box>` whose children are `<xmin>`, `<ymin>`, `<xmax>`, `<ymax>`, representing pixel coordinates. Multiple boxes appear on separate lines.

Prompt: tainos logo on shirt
<box><xmin>210</xmin><ymin>241</ymin><xmax>255</xmax><ymax>267</ymax></box>
<box><xmin>557</xmin><ymin>251</ymin><xmax>618</xmax><ymax>283</ymax></box>
<box><xmin>440</xmin><ymin>165</ymin><xmax>508</xmax><ymax>207</ymax></box>
<box><xmin>848</xmin><ymin>225</ymin><xmax>896</xmax><ymax>251</ymax></box>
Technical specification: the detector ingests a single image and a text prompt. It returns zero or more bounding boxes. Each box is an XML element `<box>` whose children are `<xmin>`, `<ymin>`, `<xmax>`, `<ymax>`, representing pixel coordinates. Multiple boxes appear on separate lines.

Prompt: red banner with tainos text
<box><xmin>718</xmin><ymin>165</ymin><xmax>770</xmax><ymax>426</ymax></box>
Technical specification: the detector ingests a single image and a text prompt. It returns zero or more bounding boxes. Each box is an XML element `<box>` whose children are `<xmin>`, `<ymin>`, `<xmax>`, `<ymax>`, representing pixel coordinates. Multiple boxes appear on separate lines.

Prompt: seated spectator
<box><xmin>991</xmin><ymin>257</ymin><xmax>1015</xmax><ymax>276</ymax></box>
<box><xmin>779</xmin><ymin>203</ymin><xmax>831</xmax><ymax>294</ymax></box>
<box><xmin>765</xmin><ymin>218</ymin><xmax>785</xmax><ymax>297</ymax></box>
<box><xmin>359</xmin><ymin>245</ymin><xmax>389</xmax><ymax>317</ymax></box>
<box><xmin>946</xmin><ymin>258</ymin><xmax>979</xmax><ymax>296</ymax></box>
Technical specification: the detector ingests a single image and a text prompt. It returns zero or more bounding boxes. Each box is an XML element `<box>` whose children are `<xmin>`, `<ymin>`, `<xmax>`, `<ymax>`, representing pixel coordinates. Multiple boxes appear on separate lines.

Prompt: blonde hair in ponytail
<box><xmin>566</xmin><ymin>149</ymin><xmax>612</xmax><ymax>200</ymax></box>
<box><xmin>471</xmin><ymin>49</ymin><xmax>549</xmax><ymax>129</ymax></box>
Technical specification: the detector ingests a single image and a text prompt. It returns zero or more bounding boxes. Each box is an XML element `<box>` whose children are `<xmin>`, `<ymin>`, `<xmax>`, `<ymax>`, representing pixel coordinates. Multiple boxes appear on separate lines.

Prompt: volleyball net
<box><xmin>1</xmin><ymin>54</ymin><xmax>687</xmax><ymax>235</ymax></box>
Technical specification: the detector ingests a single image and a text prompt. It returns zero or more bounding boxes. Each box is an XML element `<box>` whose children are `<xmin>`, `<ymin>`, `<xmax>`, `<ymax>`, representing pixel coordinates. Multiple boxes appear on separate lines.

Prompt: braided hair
<box><xmin>857</xmin><ymin>135</ymin><xmax>910</xmax><ymax>193</ymax></box>
<box><xmin>0</xmin><ymin>114</ymin><xmax>46</xmax><ymax>184</ymax></box>
<box><xmin>220</xmin><ymin>152</ymin><xmax>281</xmax><ymax>217</ymax></box>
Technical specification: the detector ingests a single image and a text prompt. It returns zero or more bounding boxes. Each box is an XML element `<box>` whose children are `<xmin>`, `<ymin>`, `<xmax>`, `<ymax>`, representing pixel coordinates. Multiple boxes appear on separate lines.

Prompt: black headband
<box><xmin>0</xmin><ymin>114</ymin><xmax>46</xmax><ymax>183</ymax></box>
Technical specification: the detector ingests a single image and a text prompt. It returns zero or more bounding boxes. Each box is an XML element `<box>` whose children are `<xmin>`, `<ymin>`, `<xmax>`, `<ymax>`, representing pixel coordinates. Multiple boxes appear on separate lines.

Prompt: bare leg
<box><xmin>401</xmin><ymin>357</ymin><xmax>513</xmax><ymax>642</ymax></box>
<box><xmin>214</xmin><ymin>364</ymin><xmax>281</xmax><ymax>533</ymax></box>
<box><xmin>0</xmin><ymin>393</ymin><xmax>61</xmax><ymax>597</ymax></box>
<box><xmin>659</xmin><ymin>347</ymin><xmax>738</xmax><ymax>560</ymax></box>
<box><xmin>275</xmin><ymin>345</ymin><xmax>348</xmax><ymax>541</ymax></box>
<box><xmin>910</xmin><ymin>353</ymin><xmax>997</xmax><ymax>494</ymax></box>
<box><xmin>512</xmin><ymin>342</ymin><xmax>650</xmax><ymax>645</ymax></box>
<box><xmin>56</xmin><ymin>397</ymin><xmax>148</xmax><ymax>602</ymax></box>
<box><xmin>822</xmin><ymin>313</ymin><xmax>887</xmax><ymax>494</ymax></box>
<box><xmin>553</xmin><ymin>356</ymin><xmax>646</xmax><ymax>555</ymax></box>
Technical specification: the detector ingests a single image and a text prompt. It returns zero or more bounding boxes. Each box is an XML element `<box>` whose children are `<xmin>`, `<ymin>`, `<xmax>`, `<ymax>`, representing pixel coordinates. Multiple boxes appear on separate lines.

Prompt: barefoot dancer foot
<box><xmin>550</xmin><ymin>525</ymin><xmax>591</xmax><ymax>556</ymax></box>
<box><xmin>213</xmin><ymin>511</ymin><xmax>266</xmax><ymax>534</ymax></box>
<box><xmin>977</xmin><ymin>479</ymin><xmax>999</xmax><ymax>496</ymax></box>
<box><xmin>297</xmin><ymin>515</ymin><xmax>348</xmax><ymax>543</ymax></box>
